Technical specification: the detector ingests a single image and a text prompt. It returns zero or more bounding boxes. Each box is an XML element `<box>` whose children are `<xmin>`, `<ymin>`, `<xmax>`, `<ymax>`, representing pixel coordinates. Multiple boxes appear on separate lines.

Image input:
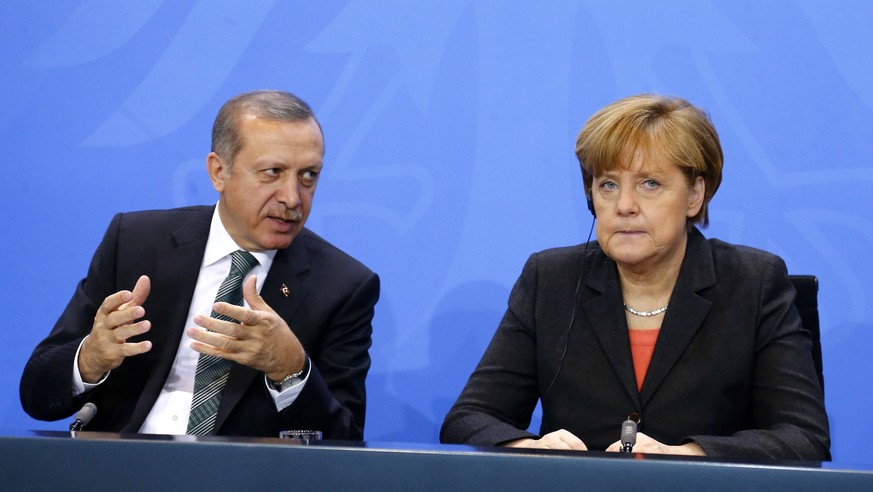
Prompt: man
<box><xmin>20</xmin><ymin>90</ymin><xmax>379</xmax><ymax>439</ymax></box>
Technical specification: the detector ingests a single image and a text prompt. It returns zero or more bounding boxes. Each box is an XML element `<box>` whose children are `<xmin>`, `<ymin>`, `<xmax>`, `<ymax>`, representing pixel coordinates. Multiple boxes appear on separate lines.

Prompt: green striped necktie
<box><xmin>186</xmin><ymin>250</ymin><xmax>258</xmax><ymax>436</ymax></box>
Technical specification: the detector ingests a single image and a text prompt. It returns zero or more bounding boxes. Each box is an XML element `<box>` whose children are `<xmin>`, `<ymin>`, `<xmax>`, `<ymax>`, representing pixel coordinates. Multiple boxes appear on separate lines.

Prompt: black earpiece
<box><xmin>586</xmin><ymin>192</ymin><xmax>595</xmax><ymax>218</ymax></box>
<box><xmin>581</xmin><ymin>167</ymin><xmax>596</xmax><ymax>218</ymax></box>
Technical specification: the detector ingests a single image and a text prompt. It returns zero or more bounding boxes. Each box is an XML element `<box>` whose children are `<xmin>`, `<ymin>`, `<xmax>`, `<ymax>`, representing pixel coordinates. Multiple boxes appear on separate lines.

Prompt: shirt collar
<box><xmin>203</xmin><ymin>202</ymin><xmax>277</xmax><ymax>268</ymax></box>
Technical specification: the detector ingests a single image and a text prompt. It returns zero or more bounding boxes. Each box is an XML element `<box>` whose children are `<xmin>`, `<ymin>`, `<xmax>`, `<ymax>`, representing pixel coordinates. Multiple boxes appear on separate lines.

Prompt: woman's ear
<box><xmin>687</xmin><ymin>175</ymin><xmax>705</xmax><ymax>218</ymax></box>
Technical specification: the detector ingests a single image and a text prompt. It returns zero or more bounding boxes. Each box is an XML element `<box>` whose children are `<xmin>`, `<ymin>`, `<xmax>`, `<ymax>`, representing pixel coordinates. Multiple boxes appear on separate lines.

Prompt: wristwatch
<box><xmin>270</xmin><ymin>357</ymin><xmax>310</xmax><ymax>392</ymax></box>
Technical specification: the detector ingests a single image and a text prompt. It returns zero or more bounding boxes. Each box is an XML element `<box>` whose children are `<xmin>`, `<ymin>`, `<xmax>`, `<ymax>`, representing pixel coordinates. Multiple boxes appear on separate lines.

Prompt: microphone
<box><xmin>619</xmin><ymin>417</ymin><xmax>637</xmax><ymax>453</ymax></box>
<box><xmin>69</xmin><ymin>403</ymin><xmax>97</xmax><ymax>432</ymax></box>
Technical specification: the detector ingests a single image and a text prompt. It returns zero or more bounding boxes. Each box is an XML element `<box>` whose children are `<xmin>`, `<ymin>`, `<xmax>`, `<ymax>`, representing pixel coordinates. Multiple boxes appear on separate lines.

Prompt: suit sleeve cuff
<box><xmin>72</xmin><ymin>336</ymin><xmax>109</xmax><ymax>396</ymax></box>
<box><xmin>265</xmin><ymin>357</ymin><xmax>311</xmax><ymax>411</ymax></box>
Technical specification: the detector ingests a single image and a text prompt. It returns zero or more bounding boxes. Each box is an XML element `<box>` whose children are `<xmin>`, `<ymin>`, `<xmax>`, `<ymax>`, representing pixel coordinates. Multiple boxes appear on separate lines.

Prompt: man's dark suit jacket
<box><xmin>441</xmin><ymin>228</ymin><xmax>830</xmax><ymax>461</ymax></box>
<box><xmin>20</xmin><ymin>206</ymin><xmax>379</xmax><ymax>439</ymax></box>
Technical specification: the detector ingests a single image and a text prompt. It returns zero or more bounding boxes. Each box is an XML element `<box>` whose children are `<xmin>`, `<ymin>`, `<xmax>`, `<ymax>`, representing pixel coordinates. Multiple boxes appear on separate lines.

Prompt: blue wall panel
<box><xmin>2</xmin><ymin>1</ymin><xmax>871</xmax><ymax>466</ymax></box>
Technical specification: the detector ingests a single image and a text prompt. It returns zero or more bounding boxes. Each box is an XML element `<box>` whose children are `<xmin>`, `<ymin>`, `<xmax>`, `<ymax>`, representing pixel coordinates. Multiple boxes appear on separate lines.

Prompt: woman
<box><xmin>440</xmin><ymin>94</ymin><xmax>830</xmax><ymax>460</ymax></box>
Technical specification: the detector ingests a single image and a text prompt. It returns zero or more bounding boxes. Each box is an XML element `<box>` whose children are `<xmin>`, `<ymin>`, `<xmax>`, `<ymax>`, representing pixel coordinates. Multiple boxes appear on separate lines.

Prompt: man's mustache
<box><xmin>268</xmin><ymin>208</ymin><xmax>304</xmax><ymax>221</ymax></box>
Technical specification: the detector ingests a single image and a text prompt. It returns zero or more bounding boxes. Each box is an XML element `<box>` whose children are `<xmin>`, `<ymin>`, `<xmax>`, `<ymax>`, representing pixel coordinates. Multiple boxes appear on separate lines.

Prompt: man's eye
<box><xmin>264</xmin><ymin>168</ymin><xmax>280</xmax><ymax>177</ymax></box>
<box><xmin>302</xmin><ymin>170</ymin><xmax>319</xmax><ymax>180</ymax></box>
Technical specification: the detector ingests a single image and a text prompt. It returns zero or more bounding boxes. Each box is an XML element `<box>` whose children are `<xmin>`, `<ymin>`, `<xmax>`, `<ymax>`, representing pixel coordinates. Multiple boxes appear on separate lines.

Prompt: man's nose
<box><xmin>276</xmin><ymin>178</ymin><xmax>300</xmax><ymax>209</ymax></box>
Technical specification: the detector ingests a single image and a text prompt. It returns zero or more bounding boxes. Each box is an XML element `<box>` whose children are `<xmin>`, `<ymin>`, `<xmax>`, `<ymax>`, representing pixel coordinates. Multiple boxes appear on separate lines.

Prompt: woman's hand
<box><xmin>504</xmin><ymin>429</ymin><xmax>588</xmax><ymax>451</ymax></box>
<box><xmin>605</xmin><ymin>432</ymin><xmax>705</xmax><ymax>456</ymax></box>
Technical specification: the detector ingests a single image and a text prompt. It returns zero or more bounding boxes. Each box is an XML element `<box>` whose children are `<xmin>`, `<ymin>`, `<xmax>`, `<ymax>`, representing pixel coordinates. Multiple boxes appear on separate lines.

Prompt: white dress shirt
<box><xmin>73</xmin><ymin>204</ymin><xmax>308</xmax><ymax>434</ymax></box>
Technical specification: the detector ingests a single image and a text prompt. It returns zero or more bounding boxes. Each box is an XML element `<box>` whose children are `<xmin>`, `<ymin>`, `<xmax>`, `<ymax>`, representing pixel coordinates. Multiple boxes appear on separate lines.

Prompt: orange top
<box><xmin>628</xmin><ymin>328</ymin><xmax>661</xmax><ymax>392</ymax></box>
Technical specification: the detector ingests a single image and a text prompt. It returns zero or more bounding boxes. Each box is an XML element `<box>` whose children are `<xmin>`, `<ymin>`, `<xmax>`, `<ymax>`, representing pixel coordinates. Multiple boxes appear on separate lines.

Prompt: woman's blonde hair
<box><xmin>575</xmin><ymin>94</ymin><xmax>723</xmax><ymax>227</ymax></box>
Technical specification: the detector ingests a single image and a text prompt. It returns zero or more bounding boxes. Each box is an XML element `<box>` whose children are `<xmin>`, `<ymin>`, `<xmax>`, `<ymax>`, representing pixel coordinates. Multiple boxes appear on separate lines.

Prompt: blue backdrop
<box><xmin>2</xmin><ymin>1</ymin><xmax>871</xmax><ymax>467</ymax></box>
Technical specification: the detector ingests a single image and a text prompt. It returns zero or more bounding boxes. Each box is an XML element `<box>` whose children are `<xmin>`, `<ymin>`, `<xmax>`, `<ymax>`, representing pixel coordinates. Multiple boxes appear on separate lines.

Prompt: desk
<box><xmin>2</xmin><ymin>431</ymin><xmax>871</xmax><ymax>491</ymax></box>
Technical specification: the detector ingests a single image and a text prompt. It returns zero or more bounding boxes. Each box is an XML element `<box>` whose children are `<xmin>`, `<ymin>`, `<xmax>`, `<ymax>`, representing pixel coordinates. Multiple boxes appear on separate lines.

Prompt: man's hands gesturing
<box><xmin>78</xmin><ymin>275</ymin><xmax>152</xmax><ymax>383</ymax></box>
<box><xmin>188</xmin><ymin>276</ymin><xmax>306</xmax><ymax>381</ymax></box>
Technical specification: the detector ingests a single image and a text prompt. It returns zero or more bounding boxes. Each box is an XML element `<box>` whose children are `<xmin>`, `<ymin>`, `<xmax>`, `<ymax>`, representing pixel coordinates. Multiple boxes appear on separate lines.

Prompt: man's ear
<box><xmin>207</xmin><ymin>152</ymin><xmax>227</xmax><ymax>192</ymax></box>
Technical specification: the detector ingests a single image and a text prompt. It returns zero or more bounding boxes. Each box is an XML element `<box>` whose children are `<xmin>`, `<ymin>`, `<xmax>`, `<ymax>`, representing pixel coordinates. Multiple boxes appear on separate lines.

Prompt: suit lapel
<box><xmin>126</xmin><ymin>208</ymin><xmax>212</xmax><ymax>431</ymax></box>
<box><xmin>639</xmin><ymin>229</ymin><xmax>716</xmax><ymax>406</ymax></box>
<box><xmin>215</xmin><ymin>231</ymin><xmax>312</xmax><ymax>430</ymax></box>
<box><xmin>583</xmin><ymin>253</ymin><xmax>641</xmax><ymax>408</ymax></box>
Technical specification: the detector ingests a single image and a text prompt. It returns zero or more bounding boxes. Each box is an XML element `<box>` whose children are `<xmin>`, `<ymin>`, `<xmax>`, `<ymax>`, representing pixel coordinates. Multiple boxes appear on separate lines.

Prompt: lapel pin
<box><xmin>280</xmin><ymin>284</ymin><xmax>290</xmax><ymax>297</ymax></box>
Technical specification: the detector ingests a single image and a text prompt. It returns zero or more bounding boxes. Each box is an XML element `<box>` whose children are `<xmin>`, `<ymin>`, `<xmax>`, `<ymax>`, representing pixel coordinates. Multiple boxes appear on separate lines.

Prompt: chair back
<box><xmin>789</xmin><ymin>275</ymin><xmax>824</xmax><ymax>395</ymax></box>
